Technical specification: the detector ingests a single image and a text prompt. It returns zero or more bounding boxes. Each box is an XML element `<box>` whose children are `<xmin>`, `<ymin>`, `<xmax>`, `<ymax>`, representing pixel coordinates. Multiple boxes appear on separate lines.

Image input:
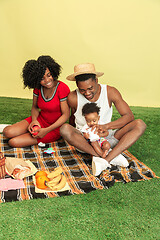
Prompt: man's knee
<box><xmin>60</xmin><ymin>123</ymin><xmax>71</xmax><ymax>138</ymax></box>
<box><xmin>135</xmin><ymin>119</ymin><xmax>146</xmax><ymax>133</ymax></box>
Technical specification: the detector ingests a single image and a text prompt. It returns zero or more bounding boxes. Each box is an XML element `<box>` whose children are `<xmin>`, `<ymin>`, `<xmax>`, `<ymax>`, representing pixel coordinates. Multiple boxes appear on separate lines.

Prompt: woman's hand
<box><xmin>32</xmin><ymin>127</ymin><xmax>49</xmax><ymax>139</ymax></box>
<box><xmin>28</xmin><ymin>120</ymin><xmax>41</xmax><ymax>134</ymax></box>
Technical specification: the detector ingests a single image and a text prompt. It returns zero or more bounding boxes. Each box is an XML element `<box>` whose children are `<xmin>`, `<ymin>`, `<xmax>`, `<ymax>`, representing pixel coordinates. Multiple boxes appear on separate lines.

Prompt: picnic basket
<box><xmin>0</xmin><ymin>152</ymin><xmax>6</xmax><ymax>178</ymax></box>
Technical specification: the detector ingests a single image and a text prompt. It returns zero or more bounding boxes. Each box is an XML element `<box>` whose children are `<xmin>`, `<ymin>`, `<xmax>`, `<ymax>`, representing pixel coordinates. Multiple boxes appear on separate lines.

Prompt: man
<box><xmin>60</xmin><ymin>63</ymin><xmax>146</xmax><ymax>175</ymax></box>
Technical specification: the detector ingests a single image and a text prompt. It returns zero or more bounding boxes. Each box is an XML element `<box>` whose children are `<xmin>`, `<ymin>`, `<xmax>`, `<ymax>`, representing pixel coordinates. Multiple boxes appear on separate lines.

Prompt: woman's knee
<box><xmin>8</xmin><ymin>138</ymin><xmax>18</xmax><ymax>148</ymax></box>
<box><xmin>3</xmin><ymin>126</ymin><xmax>14</xmax><ymax>138</ymax></box>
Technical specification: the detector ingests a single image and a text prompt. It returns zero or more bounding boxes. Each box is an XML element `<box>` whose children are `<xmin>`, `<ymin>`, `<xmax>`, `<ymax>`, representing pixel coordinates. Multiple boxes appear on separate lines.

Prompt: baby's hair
<box><xmin>22</xmin><ymin>55</ymin><xmax>61</xmax><ymax>89</ymax></box>
<box><xmin>82</xmin><ymin>102</ymin><xmax>100</xmax><ymax>116</ymax></box>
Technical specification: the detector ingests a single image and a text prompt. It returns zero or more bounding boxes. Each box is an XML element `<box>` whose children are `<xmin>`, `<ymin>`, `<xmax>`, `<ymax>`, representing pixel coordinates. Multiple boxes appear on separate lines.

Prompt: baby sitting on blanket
<box><xmin>82</xmin><ymin>103</ymin><xmax>111</xmax><ymax>159</ymax></box>
<box><xmin>82</xmin><ymin>103</ymin><xmax>129</xmax><ymax>176</ymax></box>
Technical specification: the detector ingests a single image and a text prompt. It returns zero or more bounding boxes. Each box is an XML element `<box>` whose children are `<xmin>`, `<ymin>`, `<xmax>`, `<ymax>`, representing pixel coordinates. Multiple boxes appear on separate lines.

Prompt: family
<box><xmin>3</xmin><ymin>55</ymin><xmax>146</xmax><ymax>175</ymax></box>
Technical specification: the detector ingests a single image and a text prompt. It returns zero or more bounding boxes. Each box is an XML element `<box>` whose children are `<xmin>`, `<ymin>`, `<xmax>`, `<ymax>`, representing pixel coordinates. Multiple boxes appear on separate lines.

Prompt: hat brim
<box><xmin>66</xmin><ymin>71</ymin><xmax>104</xmax><ymax>81</ymax></box>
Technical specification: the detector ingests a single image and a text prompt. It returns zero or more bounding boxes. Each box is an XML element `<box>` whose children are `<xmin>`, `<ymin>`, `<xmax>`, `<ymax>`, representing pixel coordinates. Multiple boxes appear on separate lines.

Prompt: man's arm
<box><xmin>96</xmin><ymin>86</ymin><xmax>134</xmax><ymax>136</ymax></box>
<box><xmin>106</xmin><ymin>85</ymin><xmax>134</xmax><ymax>129</ymax></box>
<box><xmin>67</xmin><ymin>91</ymin><xmax>77</xmax><ymax>127</ymax></box>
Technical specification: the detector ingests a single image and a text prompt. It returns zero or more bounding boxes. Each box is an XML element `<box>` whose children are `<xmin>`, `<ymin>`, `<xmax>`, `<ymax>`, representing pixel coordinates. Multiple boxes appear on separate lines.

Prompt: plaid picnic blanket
<box><xmin>0</xmin><ymin>134</ymin><xmax>158</xmax><ymax>202</ymax></box>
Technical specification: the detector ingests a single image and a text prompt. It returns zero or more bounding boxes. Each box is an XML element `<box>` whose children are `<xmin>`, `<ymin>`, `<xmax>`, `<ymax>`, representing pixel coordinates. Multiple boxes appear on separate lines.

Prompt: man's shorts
<box><xmin>77</xmin><ymin>129</ymin><xmax>119</xmax><ymax>153</ymax></box>
<box><xmin>103</xmin><ymin>129</ymin><xmax>119</xmax><ymax>149</ymax></box>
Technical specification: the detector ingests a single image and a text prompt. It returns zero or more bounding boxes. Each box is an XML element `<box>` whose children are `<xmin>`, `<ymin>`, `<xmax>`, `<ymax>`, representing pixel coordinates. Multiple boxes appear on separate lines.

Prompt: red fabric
<box><xmin>25</xmin><ymin>81</ymin><xmax>70</xmax><ymax>143</ymax></box>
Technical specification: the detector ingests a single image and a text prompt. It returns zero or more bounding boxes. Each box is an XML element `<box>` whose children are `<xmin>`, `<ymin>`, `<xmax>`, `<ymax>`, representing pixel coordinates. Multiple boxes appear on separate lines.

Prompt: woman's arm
<box><xmin>31</xmin><ymin>95</ymin><xmax>39</xmax><ymax>121</ymax></box>
<box><xmin>34</xmin><ymin>100</ymin><xmax>70</xmax><ymax>139</ymax></box>
<box><xmin>67</xmin><ymin>91</ymin><xmax>77</xmax><ymax>126</ymax></box>
<box><xmin>28</xmin><ymin>95</ymin><xmax>40</xmax><ymax>133</ymax></box>
<box><xmin>47</xmin><ymin>100</ymin><xmax>70</xmax><ymax>131</ymax></box>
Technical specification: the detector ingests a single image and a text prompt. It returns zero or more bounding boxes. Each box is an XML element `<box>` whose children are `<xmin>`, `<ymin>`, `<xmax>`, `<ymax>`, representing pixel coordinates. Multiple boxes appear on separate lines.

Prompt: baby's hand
<box><xmin>83</xmin><ymin>132</ymin><xmax>90</xmax><ymax>139</ymax></box>
<box><xmin>95</xmin><ymin>125</ymin><xmax>109</xmax><ymax>137</ymax></box>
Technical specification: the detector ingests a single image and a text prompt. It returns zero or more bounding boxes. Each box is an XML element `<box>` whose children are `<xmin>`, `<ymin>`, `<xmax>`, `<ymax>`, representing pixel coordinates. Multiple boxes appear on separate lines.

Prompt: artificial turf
<box><xmin>0</xmin><ymin>97</ymin><xmax>159</xmax><ymax>240</ymax></box>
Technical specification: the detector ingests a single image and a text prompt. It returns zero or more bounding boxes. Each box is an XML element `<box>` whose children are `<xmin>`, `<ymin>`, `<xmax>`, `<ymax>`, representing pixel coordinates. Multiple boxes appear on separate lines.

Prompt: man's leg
<box><xmin>61</xmin><ymin>124</ymin><xmax>113</xmax><ymax>176</ymax></box>
<box><xmin>60</xmin><ymin>123</ymin><xmax>99</xmax><ymax>156</ymax></box>
<box><xmin>105</xmin><ymin>119</ymin><xmax>146</xmax><ymax>163</ymax></box>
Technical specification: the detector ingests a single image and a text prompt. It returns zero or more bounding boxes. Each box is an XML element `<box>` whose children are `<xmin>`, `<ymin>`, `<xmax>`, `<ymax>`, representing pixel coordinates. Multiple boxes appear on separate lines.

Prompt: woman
<box><xmin>3</xmin><ymin>55</ymin><xmax>70</xmax><ymax>147</ymax></box>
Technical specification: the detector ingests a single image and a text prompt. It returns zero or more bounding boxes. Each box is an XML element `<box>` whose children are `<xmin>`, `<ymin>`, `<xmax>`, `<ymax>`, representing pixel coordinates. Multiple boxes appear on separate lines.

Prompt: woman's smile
<box><xmin>40</xmin><ymin>68</ymin><xmax>54</xmax><ymax>88</ymax></box>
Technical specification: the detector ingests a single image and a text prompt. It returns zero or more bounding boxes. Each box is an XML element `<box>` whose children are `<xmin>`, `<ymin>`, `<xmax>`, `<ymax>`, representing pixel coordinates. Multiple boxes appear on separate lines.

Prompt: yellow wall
<box><xmin>0</xmin><ymin>0</ymin><xmax>159</xmax><ymax>107</ymax></box>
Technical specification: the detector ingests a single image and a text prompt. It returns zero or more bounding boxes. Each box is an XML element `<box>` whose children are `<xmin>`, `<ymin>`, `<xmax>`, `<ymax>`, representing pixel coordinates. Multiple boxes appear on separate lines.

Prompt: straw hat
<box><xmin>66</xmin><ymin>63</ymin><xmax>104</xmax><ymax>81</ymax></box>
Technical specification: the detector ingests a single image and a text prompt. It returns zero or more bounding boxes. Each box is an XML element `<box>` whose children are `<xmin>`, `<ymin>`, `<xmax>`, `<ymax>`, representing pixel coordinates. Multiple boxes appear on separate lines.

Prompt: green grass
<box><xmin>0</xmin><ymin>97</ymin><xmax>159</xmax><ymax>240</ymax></box>
<box><xmin>0</xmin><ymin>97</ymin><xmax>32</xmax><ymax>124</ymax></box>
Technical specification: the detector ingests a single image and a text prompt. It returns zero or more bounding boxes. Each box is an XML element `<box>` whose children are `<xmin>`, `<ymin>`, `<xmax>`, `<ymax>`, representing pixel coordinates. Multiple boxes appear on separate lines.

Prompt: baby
<box><xmin>82</xmin><ymin>102</ymin><xmax>129</xmax><ymax>176</ymax></box>
<box><xmin>82</xmin><ymin>102</ymin><xmax>111</xmax><ymax>158</ymax></box>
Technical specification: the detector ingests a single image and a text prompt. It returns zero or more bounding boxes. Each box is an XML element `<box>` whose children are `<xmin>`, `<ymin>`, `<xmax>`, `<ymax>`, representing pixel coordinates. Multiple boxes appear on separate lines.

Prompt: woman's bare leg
<box><xmin>3</xmin><ymin>120</ymin><xmax>38</xmax><ymax>147</ymax></box>
<box><xmin>8</xmin><ymin>133</ymin><xmax>38</xmax><ymax>147</ymax></box>
<box><xmin>3</xmin><ymin>120</ymin><xmax>30</xmax><ymax>138</ymax></box>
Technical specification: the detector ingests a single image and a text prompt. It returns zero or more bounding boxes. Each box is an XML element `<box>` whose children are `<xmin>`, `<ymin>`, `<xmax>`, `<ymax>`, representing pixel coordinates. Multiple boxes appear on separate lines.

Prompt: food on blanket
<box><xmin>5</xmin><ymin>157</ymin><xmax>32</xmax><ymax>178</ymax></box>
<box><xmin>12</xmin><ymin>165</ymin><xmax>31</xmax><ymax>180</ymax></box>
<box><xmin>47</xmin><ymin>167</ymin><xmax>63</xmax><ymax>179</ymax></box>
<box><xmin>35</xmin><ymin>167</ymin><xmax>67</xmax><ymax>191</ymax></box>
<box><xmin>44</xmin><ymin>167</ymin><xmax>67</xmax><ymax>191</ymax></box>
<box><xmin>46</xmin><ymin>174</ymin><xmax>62</xmax><ymax>187</ymax></box>
<box><xmin>35</xmin><ymin>170</ymin><xmax>48</xmax><ymax>178</ymax></box>
<box><xmin>46</xmin><ymin>174</ymin><xmax>66</xmax><ymax>191</ymax></box>
<box><xmin>31</xmin><ymin>125</ymin><xmax>40</xmax><ymax>136</ymax></box>
<box><xmin>36</xmin><ymin>175</ymin><xmax>49</xmax><ymax>189</ymax></box>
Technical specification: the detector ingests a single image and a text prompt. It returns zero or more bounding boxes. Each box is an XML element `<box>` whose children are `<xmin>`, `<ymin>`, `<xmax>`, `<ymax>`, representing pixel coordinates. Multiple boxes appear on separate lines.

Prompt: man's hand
<box><xmin>94</xmin><ymin>124</ymin><xmax>109</xmax><ymax>138</ymax></box>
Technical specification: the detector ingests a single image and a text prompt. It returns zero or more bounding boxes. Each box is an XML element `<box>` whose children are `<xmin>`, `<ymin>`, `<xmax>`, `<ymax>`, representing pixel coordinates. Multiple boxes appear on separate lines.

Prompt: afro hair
<box><xmin>22</xmin><ymin>55</ymin><xmax>62</xmax><ymax>89</ymax></box>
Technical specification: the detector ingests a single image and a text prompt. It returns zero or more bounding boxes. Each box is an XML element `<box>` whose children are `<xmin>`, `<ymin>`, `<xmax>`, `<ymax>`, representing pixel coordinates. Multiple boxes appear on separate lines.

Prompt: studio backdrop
<box><xmin>0</xmin><ymin>0</ymin><xmax>159</xmax><ymax>107</ymax></box>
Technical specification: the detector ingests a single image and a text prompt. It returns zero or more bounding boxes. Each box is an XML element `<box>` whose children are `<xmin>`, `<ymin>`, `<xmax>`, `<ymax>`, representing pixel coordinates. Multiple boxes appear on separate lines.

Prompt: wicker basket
<box><xmin>0</xmin><ymin>152</ymin><xmax>6</xmax><ymax>178</ymax></box>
